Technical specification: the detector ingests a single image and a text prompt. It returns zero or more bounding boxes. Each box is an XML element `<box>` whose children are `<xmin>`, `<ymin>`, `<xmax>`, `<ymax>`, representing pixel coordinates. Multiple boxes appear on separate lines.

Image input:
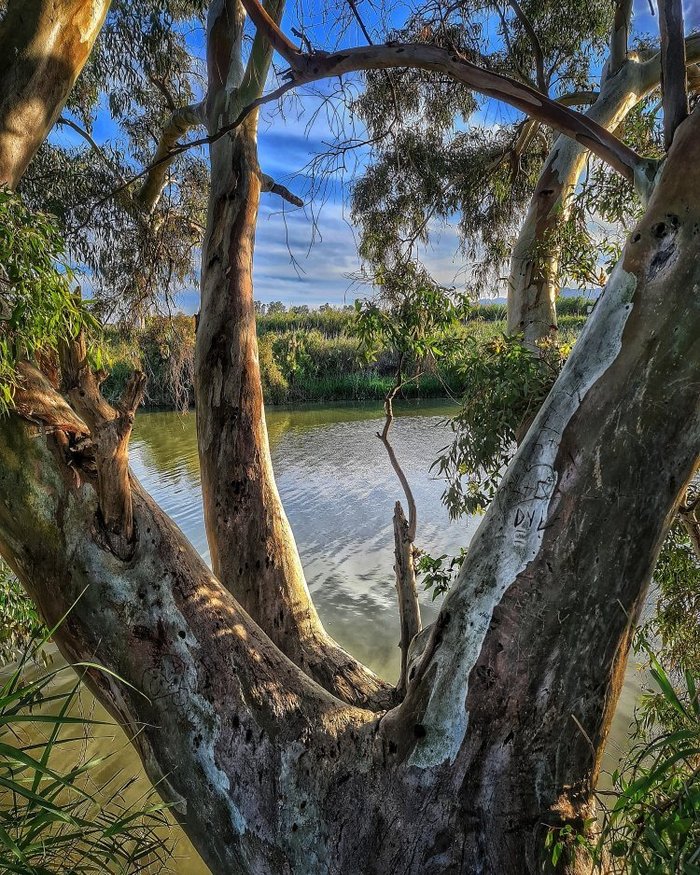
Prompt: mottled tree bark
<box><xmin>195</xmin><ymin>0</ymin><xmax>390</xmax><ymax>708</ymax></box>
<box><xmin>0</xmin><ymin>0</ymin><xmax>111</xmax><ymax>188</ymax></box>
<box><xmin>384</xmin><ymin>104</ymin><xmax>700</xmax><ymax>871</ymax></box>
<box><xmin>2</xmin><ymin>95</ymin><xmax>699</xmax><ymax>875</ymax></box>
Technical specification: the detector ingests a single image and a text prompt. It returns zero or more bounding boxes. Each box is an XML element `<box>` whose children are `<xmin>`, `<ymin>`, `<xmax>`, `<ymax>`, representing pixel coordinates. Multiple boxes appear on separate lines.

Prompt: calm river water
<box><xmin>15</xmin><ymin>401</ymin><xmax>646</xmax><ymax>872</ymax></box>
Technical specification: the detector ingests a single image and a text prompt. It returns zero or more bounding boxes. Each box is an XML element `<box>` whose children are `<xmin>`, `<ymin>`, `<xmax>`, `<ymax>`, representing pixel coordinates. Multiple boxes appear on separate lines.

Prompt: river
<box><xmin>9</xmin><ymin>401</ymin><xmax>646</xmax><ymax>872</ymax></box>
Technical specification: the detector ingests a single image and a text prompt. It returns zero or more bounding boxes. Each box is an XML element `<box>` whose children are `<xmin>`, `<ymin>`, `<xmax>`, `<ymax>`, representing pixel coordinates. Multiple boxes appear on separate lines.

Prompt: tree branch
<box><xmin>12</xmin><ymin>362</ymin><xmax>89</xmax><ymax>437</ymax></box>
<box><xmin>259</xmin><ymin>171</ymin><xmax>304</xmax><ymax>206</ymax></box>
<box><xmin>608</xmin><ymin>0</ymin><xmax>634</xmax><ymax>76</ymax></box>
<box><xmin>237</xmin><ymin>0</ymin><xmax>650</xmax><ymax>185</ymax></box>
<box><xmin>239</xmin><ymin>0</ymin><xmax>286</xmax><ymax>105</ymax></box>
<box><xmin>641</xmin><ymin>31</ymin><xmax>700</xmax><ymax>93</ymax></box>
<box><xmin>347</xmin><ymin>0</ymin><xmax>374</xmax><ymax>46</ymax></box>
<box><xmin>392</xmin><ymin>501</ymin><xmax>422</xmax><ymax>694</ymax></box>
<box><xmin>378</xmin><ymin>364</ymin><xmax>419</xmax><ymax>541</ymax></box>
<box><xmin>376</xmin><ymin>358</ymin><xmax>422</xmax><ymax>693</ymax></box>
<box><xmin>658</xmin><ymin>0</ymin><xmax>688</xmax><ymax>149</ymax></box>
<box><xmin>137</xmin><ymin>101</ymin><xmax>206</xmax><ymax>214</ymax></box>
<box><xmin>60</xmin><ymin>333</ymin><xmax>145</xmax><ymax>560</ymax></box>
<box><xmin>240</xmin><ymin>0</ymin><xmax>301</xmax><ymax>63</ymax></box>
<box><xmin>57</xmin><ymin>116</ymin><xmax>126</xmax><ymax>184</ymax></box>
<box><xmin>507</xmin><ymin>0</ymin><xmax>547</xmax><ymax>93</ymax></box>
<box><xmin>83</xmin><ymin>17</ymin><xmax>682</xmax><ymax>222</ymax></box>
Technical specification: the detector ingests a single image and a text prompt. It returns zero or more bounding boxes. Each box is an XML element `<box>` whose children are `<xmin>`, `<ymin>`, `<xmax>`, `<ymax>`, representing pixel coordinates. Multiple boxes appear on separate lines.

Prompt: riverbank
<box><xmin>102</xmin><ymin>300</ymin><xmax>590</xmax><ymax>408</ymax></box>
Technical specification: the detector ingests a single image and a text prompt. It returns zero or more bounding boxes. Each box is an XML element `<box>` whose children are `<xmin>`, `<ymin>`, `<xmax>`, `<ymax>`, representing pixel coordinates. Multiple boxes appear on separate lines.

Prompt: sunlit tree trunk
<box><xmin>0</xmin><ymin>0</ymin><xmax>110</xmax><ymax>188</ymax></box>
<box><xmin>195</xmin><ymin>0</ymin><xmax>390</xmax><ymax>708</ymax></box>
<box><xmin>507</xmin><ymin>25</ymin><xmax>699</xmax><ymax>349</ymax></box>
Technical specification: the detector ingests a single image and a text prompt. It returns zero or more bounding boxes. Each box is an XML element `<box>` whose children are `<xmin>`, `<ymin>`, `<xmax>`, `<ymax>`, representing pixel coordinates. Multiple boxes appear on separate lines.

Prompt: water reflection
<box><xmin>130</xmin><ymin>402</ymin><xmax>642</xmax><ymax>755</ymax></box>
<box><xmin>130</xmin><ymin>400</ymin><xmax>476</xmax><ymax>682</ymax></box>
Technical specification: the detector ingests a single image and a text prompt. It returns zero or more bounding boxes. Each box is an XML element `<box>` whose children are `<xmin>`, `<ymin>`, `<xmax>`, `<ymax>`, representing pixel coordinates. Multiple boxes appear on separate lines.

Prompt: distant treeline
<box><xmin>255</xmin><ymin>296</ymin><xmax>591</xmax><ymax>335</ymax></box>
<box><xmin>103</xmin><ymin>299</ymin><xmax>590</xmax><ymax>408</ymax></box>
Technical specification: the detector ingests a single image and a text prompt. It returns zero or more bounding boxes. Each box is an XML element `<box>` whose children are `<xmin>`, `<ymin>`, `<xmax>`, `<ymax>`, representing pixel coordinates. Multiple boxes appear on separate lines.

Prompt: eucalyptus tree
<box><xmin>1</xmin><ymin>1</ymin><xmax>700</xmax><ymax>874</ymax></box>
<box><xmin>351</xmin><ymin>0</ymin><xmax>700</xmax><ymax>348</ymax></box>
<box><xmin>13</xmin><ymin>0</ymin><xmax>210</xmax><ymax>321</ymax></box>
<box><xmin>351</xmin><ymin>0</ymin><xmax>608</xmax><ymax>289</ymax></box>
<box><xmin>0</xmin><ymin>0</ymin><xmax>110</xmax><ymax>188</ymax></box>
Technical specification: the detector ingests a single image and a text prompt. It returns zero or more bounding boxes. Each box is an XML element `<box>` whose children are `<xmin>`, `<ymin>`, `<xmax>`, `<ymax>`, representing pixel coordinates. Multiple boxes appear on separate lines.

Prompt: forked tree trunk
<box><xmin>0</xmin><ymin>0</ymin><xmax>111</xmax><ymax>188</ymax></box>
<box><xmin>2</xmin><ymin>1</ymin><xmax>700</xmax><ymax>870</ymax></box>
<box><xmin>506</xmin><ymin>35</ymin><xmax>700</xmax><ymax>349</ymax></box>
<box><xmin>2</xmin><ymin>97</ymin><xmax>699</xmax><ymax>875</ymax></box>
<box><xmin>195</xmin><ymin>0</ymin><xmax>390</xmax><ymax>708</ymax></box>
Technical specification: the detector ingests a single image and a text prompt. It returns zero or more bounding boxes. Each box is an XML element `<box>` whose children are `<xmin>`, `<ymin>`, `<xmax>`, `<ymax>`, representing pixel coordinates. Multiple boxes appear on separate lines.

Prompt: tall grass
<box><xmin>0</xmin><ymin>628</ymin><xmax>172</xmax><ymax>874</ymax></box>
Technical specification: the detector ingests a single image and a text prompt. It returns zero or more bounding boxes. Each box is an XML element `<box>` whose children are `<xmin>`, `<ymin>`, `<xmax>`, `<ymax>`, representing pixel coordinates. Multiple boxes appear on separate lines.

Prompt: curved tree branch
<box><xmin>76</xmin><ymin>29</ymin><xmax>700</xmax><ymax>227</ymax></box>
<box><xmin>506</xmin><ymin>0</ymin><xmax>547</xmax><ymax>93</ymax></box>
<box><xmin>238</xmin><ymin>0</ymin><xmax>656</xmax><ymax>188</ymax></box>
<box><xmin>376</xmin><ymin>358</ymin><xmax>421</xmax><ymax>694</ymax></box>
<box><xmin>137</xmin><ymin>101</ymin><xmax>206</xmax><ymax>214</ymax></box>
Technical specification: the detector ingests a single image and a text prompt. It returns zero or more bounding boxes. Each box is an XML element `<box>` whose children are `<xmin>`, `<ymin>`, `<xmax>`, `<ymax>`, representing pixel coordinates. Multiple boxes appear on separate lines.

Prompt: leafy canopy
<box><xmin>0</xmin><ymin>189</ymin><xmax>97</xmax><ymax>414</ymax></box>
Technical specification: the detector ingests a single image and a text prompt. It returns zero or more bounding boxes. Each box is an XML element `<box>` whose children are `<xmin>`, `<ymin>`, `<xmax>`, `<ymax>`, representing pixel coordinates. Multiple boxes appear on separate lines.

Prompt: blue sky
<box><xmin>233</xmin><ymin>0</ymin><xmax>697</xmax><ymax>309</ymax></box>
<box><xmin>59</xmin><ymin>0</ymin><xmax>698</xmax><ymax>311</ymax></box>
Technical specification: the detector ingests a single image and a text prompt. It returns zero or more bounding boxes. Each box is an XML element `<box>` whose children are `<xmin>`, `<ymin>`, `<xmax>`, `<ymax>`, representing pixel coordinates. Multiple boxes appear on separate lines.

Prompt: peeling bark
<box><xmin>384</xmin><ymin>104</ymin><xmax>700</xmax><ymax>871</ymax></box>
<box><xmin>195</xmin><ymin>0</ymin><xmax>390</xmax><ymax>710</ymax></box>
<box><xmin>0</xmin><ymin>0</ymin><xmax>111</xmax><ymax>188</ymax></box>
<box><xmin>0</xmin><ymin>411</ymin><xmax>379</xmax><ymax>875</ymax></box>
<box><xmin>58</xmin><ymin>334</ymin><xmax>145</xmax><ymax>559</ymax></box>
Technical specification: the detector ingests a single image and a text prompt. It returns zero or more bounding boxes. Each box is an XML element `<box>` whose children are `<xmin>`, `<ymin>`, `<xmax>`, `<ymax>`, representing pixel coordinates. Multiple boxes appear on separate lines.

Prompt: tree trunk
<box><xmin>506</xmin><ymin>45</ymin><xmax>694</xmax><ymax>349</ymax></box>
<box><xmin>392</xmin><ymin>501</ymin><xmax>421</xmax><ymax>694</ymax></box>
<box><xmin>2</xmin><ymin>97</ymin><xmax>699</xmax><ymax>875</ymax></box>
<box><xmin>195</xmin><ymin>0</ymin><xmax>390</xmax><ymax>709</ymax></box>
<box><xmin>0</xmin><ymin>0</ymin><xmax>111</xmax><ymax>188</ymax></box>
<box><xmin>391</xmin><ymin>105</ymin><xmax>700</xmax><ymax>870</ymax></box>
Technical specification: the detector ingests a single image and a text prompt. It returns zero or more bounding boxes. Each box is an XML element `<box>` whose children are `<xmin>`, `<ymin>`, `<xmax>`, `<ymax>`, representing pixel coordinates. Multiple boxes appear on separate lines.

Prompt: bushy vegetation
<box><xmin>436</xmin><ymin>332</ymin><xmax>574</xmax><ymax>516</ymax></box>
<box><xmin>594</xmin><ymin>649</ymin><xmax>700</xmax><ymax>873</ymax></box>
<box><xmin>0</xmin><ymin>559</ymin><xmax>42</xmax><ymax>664</ymax></box>
<box><xmin>0</xmin><ymin>189</ymin><xmax>97</xmax><ymax>414</ymax></box>
<box><xmin>102</xmin><ymin>297</ymin><xmax>592</xmax><ymax>409</ymax></box>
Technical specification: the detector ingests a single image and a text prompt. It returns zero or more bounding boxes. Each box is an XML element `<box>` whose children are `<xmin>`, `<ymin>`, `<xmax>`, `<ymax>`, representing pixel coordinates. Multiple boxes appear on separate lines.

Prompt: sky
<box><xmin>57</xmin><ymin>0</ymin><xmax>699</xmax><ymax>312</ymax></box>
<box><xmin>225</xmin><ymin>0</ymin><xmax>698</xmax><ymax>310</ymax></box>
